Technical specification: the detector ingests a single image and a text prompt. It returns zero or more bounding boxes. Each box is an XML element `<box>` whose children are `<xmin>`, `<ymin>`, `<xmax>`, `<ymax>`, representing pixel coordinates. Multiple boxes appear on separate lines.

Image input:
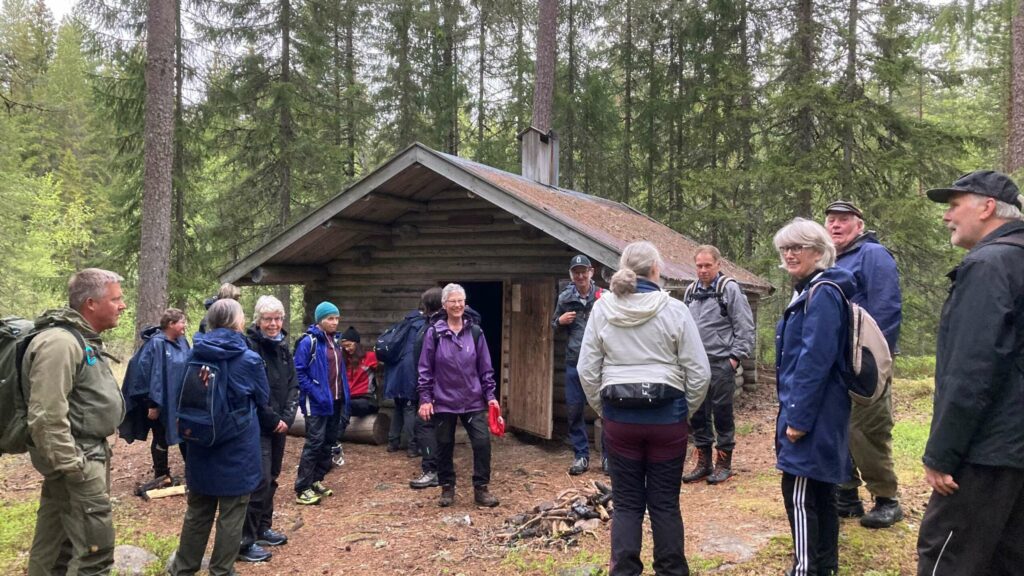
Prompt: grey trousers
<box><xmin>169</xmin><ymin>492</ymin><xmax>250</xmax><ymax>576</ymax></box>
<box><xmin>841</xmin><ymin>382</ymin><xmax>899</xmax><ymax>499</ymax></box>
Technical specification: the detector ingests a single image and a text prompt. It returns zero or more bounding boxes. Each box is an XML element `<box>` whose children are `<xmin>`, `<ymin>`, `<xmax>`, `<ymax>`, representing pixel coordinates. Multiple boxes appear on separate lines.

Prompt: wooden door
<box><xmin>506</xmin><ymin>278</ymin><xmax>555</xmax><ymax>438</ymax></box>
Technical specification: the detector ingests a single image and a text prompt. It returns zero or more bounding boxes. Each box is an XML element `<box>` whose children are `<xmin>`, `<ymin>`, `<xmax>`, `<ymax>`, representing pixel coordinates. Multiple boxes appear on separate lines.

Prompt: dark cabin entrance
<box><xmin>458</xmin><ymin>281</ymin><xmax>504</xmax><ymax>395</ymax></box>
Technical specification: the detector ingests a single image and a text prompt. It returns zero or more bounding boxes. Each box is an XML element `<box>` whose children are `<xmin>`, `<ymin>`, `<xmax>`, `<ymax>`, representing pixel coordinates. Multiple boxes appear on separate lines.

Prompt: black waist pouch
<box><xmin>600</xmin><ymin>383</ymin><xmax>684</xmax><ymax>409</ymax></box>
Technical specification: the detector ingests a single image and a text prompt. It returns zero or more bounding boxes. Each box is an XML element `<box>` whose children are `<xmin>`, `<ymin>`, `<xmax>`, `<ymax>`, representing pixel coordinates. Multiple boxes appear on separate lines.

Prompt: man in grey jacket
<box><xmin>552</xmin><ymin>254</ymin><xmax>604</xmax><ymax>475</ymax></box>
<box><xmin>682</xmin><ymin>245</ymin><xmax>754</xmax><ymax>484</ymax></box>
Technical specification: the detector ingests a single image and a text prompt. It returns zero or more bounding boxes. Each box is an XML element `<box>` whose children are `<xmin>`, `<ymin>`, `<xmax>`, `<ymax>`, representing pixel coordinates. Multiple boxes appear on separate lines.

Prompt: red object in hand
<box><xmin>488</xmin><ymin>403</ymin><xmax>505</xmax><ymax>437</ymax></box>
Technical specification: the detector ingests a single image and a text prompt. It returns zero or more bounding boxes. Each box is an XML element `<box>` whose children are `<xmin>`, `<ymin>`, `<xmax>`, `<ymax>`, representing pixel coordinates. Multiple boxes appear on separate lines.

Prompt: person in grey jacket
<box><xmin>682</xmin><ymin>245</ymin><xmax>754</xmax><ymax>485</ymax></box>
<box><xmin>578</xmin><ymin>241</ymin><xmax>710</xmax><ymax>576</ymax></box>
<box><xmin>552</xmin><ymin>254</ymin><xmax>605</xmax><ymax>475</ymax></box>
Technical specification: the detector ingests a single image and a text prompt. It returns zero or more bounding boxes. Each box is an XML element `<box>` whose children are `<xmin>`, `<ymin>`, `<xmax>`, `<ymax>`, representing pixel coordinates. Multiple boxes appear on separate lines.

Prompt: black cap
<box><xmin>569</xmin><ymin>254</ymin><xmax>592</xmax><ymax>270</ymax></box>
<box><xmin>825</xmin><ymin>200</ymin><xmax>863</xmax><ymax>219</ymax></box>
<box><xmin>340</xmin><ymin>326</ymin><xmax>360</xmax><ymax>343</ymax></box>
<box><xmin>926</xmin><ymin>170</ymin><xmax>1023</xmax><ymax>209</ymax></box>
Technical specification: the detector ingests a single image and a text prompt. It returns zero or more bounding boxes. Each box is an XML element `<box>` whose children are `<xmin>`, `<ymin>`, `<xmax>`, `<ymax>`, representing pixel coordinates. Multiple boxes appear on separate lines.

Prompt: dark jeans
<box><xmin>150</xmin><ymin>419</ymin><xmax>187</xmax><ymax>477</ymax></box>
<box><xmin>689</xmin><ymin>359</ymin><xmax>735</xmax><ymax>451</ymax></box>
<box><xmin>781</xmin><ymin>473</ymin><xmax>839</xmax><ymax>576</ymax></box>
<box><xmin>169</xmin><ymin>492</ymin><xmax>249</xmax><ymax>576</ymax></box>
<box><xmin>242</xmin><ymin>433</ymin><xmax>286</xmax><ymax>547</ymax></box>
<box><xmin>415</xmin><ymin>396</ymin><xmax>438</xmax><ymax>474</ymax></box>
<box><xmin>336</xmin><ymin>396</ymin><xmax>379</xmax><ymax>442</ymax></box>
<box><xmin>435</xmin><ymin>410</ymin><xmax>490</xmax><ymax>488</ymax></box>
<box><xmin>604</xmin><ymin>418</ymin><xmax>690</xmax><ymax>576</ymax></box>
<box><xmin>295</xmin><ymin>407</ymin><xmax>340</xmax><ymax>493</ymax></box>
<box><xmin>917</xmin><ymin>464</ymin><xmax>1024</xmax><ymax>576</ymax></box>
<box><xmin>387</xmin><ymin>398</ymin><xmax>417</xmax><ymax>449</ymax></box>
<box><xmin>565</xmin><ymin>365</ymin><xmax>590</xmax><ymax>459</ymax></box>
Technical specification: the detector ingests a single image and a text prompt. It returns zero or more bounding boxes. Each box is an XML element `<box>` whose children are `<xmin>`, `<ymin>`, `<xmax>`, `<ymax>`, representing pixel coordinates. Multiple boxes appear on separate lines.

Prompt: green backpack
<box><xmin>0</xmin><ymin>317</ymin><xmax>87</xmax><ymax>456</ymax></box>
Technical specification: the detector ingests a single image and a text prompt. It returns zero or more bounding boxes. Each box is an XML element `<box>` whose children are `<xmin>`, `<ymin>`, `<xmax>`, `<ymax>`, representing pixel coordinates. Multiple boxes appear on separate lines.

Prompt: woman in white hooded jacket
<box><xmin>578</xmin><ymin>241</ymin><xmax>710</xmax><ymax>576</ymax></box>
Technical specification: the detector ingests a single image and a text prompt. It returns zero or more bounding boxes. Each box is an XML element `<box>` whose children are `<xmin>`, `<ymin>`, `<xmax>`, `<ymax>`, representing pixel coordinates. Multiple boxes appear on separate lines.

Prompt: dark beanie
<box><xmin>340</xmin><ymin>326</ymin><xmax>360</xmax><ymax>343</ymax></box>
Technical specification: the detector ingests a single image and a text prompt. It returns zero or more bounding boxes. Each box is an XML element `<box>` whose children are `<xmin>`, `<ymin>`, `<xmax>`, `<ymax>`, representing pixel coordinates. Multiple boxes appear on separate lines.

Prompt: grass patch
<box><xmin>115</xmin><ymin>529</ymin><xmax>179</xmax><ymax>576</ymax></box>
<box><xmin>501</xmin><ymin>548</ymin><xmax>606</xmax><ymax>574</ymax></box>
<box><xmin>735</xmin><ymin>422</ymin><xmax>756</xmax><ymax>436</ymax></box>
<box><xmin>894</xmin><ymin>356</ymin><xmax>935</xmax><ymax>380</ymax></box>
<box><xmin>892</xmin><ymin>419</ymin><xmax>930</xmax><ymax>480</ymax></box>
<box><xmin>0</xmin><ymin>500</ymin><xmax>37</xmax><ymax>573</ymax></box>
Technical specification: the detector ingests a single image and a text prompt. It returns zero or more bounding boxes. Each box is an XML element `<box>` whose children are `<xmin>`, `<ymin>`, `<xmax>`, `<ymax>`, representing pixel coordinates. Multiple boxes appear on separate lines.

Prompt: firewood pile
<box><xmin>493</xmin><ymin>480</ymin><xmax>613</xmax><ymax>548</ymax></box>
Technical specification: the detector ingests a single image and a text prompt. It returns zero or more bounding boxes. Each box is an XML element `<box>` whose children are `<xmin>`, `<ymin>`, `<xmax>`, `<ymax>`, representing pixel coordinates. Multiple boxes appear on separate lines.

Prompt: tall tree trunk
<box><xmin>645</xmin><ymin>12</ymin><xmax>658</xmax><ymax>216</ymax></box>
<box><xmin>739</xmin><ymin>0</ymin><xmax>755</xmax><ymax>258</ymax></box>
<box><xmin>794</xmin><ymin>0</ymin><xmax>815</xmax><ymax>217</ymax></box>
<box><xmin>840</xmin><ymin>0</ymin><xmax>858</xmax><ymax>195</ymax></box>
<box><xmin>1008</xmin><ymin>0</ymin><xmax>1024</xmax><ymax>172</ymax></box>
<box><xmin>278</xmin><ymin>0</ymin><xmax>293</xmax><ymax>316</ymax></box>
<box><xmin>345</xmin><ymin>0</ymin><xmax>356</xmax><ymax>176</ymax></box>
<box><xmin>563</xmin><ymin>0</ymin><xmax>577</xmax><ymax>188</ymax></box>
<box><xmin>622</xmin><ymin>0</ymin><xmax>633</xmax><ymax>204</ymax></box>
<box><xmin>532</xmin><ymin>0</ymin><xmax>557</xmax><ymax>132</ymax></box>
<box><xmin>172</xmin><ymin>0</ymin><xmax>186</xmax><ymax>310</ymax></box>
<box><xmin>476</xmin><ymin>0</ymin><xmax>486</xmax><ymax>159</ymax></box>
<box><xmin>138</xmin><ymin>0</ymin><xmax>176</xmax><ymax>338</ymax></box>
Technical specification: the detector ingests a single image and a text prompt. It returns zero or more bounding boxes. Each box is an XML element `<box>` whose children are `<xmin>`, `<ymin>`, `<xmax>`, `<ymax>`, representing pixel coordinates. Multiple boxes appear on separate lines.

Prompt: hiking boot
<box><xmin>682</xmin><ymin>447</ymin><xmax>713</xmax><ymax>483</ymax></box>
<box><xmin>237</xmin><ymin>544</ymin><xmax>272</xmax><ymax>563</ymax></box>
<box><xmin>860</xmin><ymin>498</ymin><xmax>903</xmax><ymax>529</ymax></box>
<box><xmin>835</xmin><ymin>487</ymin><xmax>864</xmax><ymax>518</ymax></box>
<box><xmin>568</xmin><ymin>456</ymin><xmax>589</xmax><ymax>476</ymax></box>
<box><xmin>407</xmin><ymin>445</ymin><xmax>420</xmax><ymax>458</ymax></box>
<box><xmin>311</xmin><ymin>481</ymin><xmax>334</xmax><ymax>497</ymax></box>
<box><xmin>410</xmin><ymin>471</ymin><xmax>439</xmax><ymax>489</ymax></box>
<box><xmin>474</xmin><ymin>485</ymin><xmax>499</xmax><ymax>507</ymax></box>
<box><xmin>706</xmin><ymin>449</ymin><xmax>734</xmax><ymax>484</ymax></box>
<box><xmin>295</xmin><ymin>488</ymin><xmax>321</xmax><ymax>505</ymax></box>
<box><xmin>256</xmin><ymin>528</ymin><xmax>288</xmax><ymax>546</ymax></box>
<box><xmin>386</xmin><ymin>442</ymin><xmax>400</xmax><ymax>453</ymax></box>
<box><xmin>439</xmin><ymin>485</ymin><xmax>456</xmax><ymax>507</ymax></box>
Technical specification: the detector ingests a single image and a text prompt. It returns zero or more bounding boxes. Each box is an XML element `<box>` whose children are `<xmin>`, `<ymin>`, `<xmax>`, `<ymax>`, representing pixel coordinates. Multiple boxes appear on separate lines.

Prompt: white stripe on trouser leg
<box><xmin>794</xmin><ymin>476</ymin><xmax>808</xmax><ymax>576</ymax></box>
<box><xmin>932</xmin><ymin>530</ymin><xmax>954</xmax><ymax>576</ymax></box>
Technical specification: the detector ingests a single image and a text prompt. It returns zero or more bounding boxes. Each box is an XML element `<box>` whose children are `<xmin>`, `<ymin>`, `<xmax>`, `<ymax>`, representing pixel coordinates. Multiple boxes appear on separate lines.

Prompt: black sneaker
<box><xmin>256</xmin><ymin>528</ymin><xmax>288</xmax><ymax>546</ymax></box>
<box><xmin>238</xmin><ymin>544</ymin><xmax>272</xmax><ymax>563</ymax></box>
<box><xmin>568</xmin><ymin>456</ymin><xmax>589</xmax><ymax>476</ymax></box>
<box><xmin>860</xmin><ymin>498</ymin><xmax>903</xmax><ymax>529</ymax></box>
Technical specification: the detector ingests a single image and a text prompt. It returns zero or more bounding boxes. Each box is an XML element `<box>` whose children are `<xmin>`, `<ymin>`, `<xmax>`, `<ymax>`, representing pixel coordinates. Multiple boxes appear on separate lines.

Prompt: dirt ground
<box><xmin>0</xmin><ymin>378</ymin><xmax>928</xmax><ymax>575</ymax></box>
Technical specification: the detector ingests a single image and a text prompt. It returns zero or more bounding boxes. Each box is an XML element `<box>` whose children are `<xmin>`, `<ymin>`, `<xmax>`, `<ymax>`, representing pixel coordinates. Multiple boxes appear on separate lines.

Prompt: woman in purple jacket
<box><xmin>417</xmin><ymin>283</ymin><xmax>500</xmax><ymax>508</ymax></box>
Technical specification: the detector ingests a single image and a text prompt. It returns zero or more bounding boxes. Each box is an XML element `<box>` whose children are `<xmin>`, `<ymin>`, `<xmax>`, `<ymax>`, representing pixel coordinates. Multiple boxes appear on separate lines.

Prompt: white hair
<box><xmin>441</xmin><ymin>283</ymin><xmax>466</xmax><ymax>304</ymax></box>
<box><xmin>773</xmin><ymin>218</ymin><xmax>836</xmax><ymax>270</ymax></box>
<box><xmin>253</xmin><ymin>295</ymin><xmax>285</xmax><ymax>322</ymax></box>
<box><xmin>964</xmin><ymin>193</ymin><xmax>1023</xmax><ymax>221</ymax></box>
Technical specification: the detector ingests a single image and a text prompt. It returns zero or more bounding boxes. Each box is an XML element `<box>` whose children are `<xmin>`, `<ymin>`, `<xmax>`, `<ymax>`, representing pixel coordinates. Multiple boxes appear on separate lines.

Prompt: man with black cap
<box><xmin>824</xmin><ymin>200</ymin><xmax>904</xmax><ymax>528</ymax></box>
<box><xmin>917</xmin><ymin>170</ymin><xmax>1024</xmax><ymax>575</ymax></box>
<box><xmin>552</xmin><ymin>254</ymin><xmax>605</xmax><ymax>475</ymax></box>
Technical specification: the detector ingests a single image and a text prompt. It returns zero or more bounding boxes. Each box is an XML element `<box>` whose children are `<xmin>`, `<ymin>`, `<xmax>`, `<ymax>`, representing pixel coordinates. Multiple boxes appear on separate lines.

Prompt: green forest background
<box><xmin>0</xmin><ymin>0</ymin><xmax>1011</xmax><ymax>357</ymax></box>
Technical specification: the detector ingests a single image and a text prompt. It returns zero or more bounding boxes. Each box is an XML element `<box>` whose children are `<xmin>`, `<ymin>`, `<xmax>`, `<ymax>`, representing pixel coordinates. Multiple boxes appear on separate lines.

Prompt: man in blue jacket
<box><xmin>825</xmin><ymin>200</ymin><xmax>903</xmax><ymax>528</ymax></box>
<box><xmin>918</xmin><ymin>171</ymin><xmax>1024</xmax><ymax>575</ymax></box>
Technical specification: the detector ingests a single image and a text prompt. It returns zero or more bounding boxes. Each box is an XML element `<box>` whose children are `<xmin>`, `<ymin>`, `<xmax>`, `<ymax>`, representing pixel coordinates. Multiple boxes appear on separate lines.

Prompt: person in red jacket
<box><xmin>336</xmin><ymin>327</ymin><xmax>380</xmax><ymax>449</ymax></box>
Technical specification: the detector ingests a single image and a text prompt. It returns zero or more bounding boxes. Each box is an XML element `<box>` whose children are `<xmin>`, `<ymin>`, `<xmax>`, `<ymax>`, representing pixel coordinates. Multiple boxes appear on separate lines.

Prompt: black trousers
<box><xmin>781</xmin><ymin>473</ymin><xmax>838</xmax><ymax>576</ymax></box>
<box><xmin>689</xmin><ymin>359</ymin><xmax>736</xmax><ymax>451</ymax></box>
<box><xmin>336</xmin><ymin>396</ymin><xmax>379</xmax><ymax>442</ymax></box>
<box><xmin>415</xmin><ymin>394</ymin><xmax>437</xmax><ymax>474</ymax></box>
<box><xmin>242</xmin><ymin>433</ymin><xmax>287</xmax><ymax>547</ymax></box>
<box><xmin>150</xmin><ymin>419</ymin><xmax>186</xmax><ymax>477</ymax></box>
<box><xmin>434</xmin><ymin>410</ymin><xmax>490</xmax><ymax>488</ymax></box>
<box><xmin>295</xmin><ymin>404</ymin><xmax>341</xmax><ymax>493</ymax></box>
<box><xmin>917</xmin><ymin>464</ymin><xmax>1024</xmax><ymax>576</ymax></box>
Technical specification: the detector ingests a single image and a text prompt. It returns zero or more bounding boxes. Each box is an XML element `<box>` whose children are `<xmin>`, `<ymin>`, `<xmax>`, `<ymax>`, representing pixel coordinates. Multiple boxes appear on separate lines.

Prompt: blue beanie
<box><xmin>314</xmin><ymin>301</ymin><xmax>340</xmax><ymax>323</ymax></box>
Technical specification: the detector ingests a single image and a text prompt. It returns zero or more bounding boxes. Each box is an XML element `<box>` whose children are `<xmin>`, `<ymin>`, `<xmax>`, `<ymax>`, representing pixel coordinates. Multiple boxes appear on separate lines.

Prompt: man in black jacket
<box><xmin>918</xmin><ymin>170</ymin><xmax>1024</xmax><ymax>575</ymax></box>
<box><xmin>239</xmin><ymin>295</ymin><xmax>299</xmax><ymax>563</ymax></box>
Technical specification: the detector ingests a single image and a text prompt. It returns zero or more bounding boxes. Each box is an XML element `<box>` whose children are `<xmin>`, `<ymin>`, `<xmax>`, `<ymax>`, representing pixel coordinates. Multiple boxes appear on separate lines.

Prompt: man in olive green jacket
<box><xmin>22</xmin><ymin>268</ymin><xmax>126</xmax><ymax>576</ymax></box>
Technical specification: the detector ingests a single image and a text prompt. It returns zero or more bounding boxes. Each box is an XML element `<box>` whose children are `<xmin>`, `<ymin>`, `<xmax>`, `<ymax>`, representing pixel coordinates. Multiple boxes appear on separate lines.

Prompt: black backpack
<box><xmin>1</xmin><ymin>319</ymin><xmax>88</xmax><ymax>456</ymax></box>
<box><xmin>375</xmin><ymin>316</ymin><xmax>419</xmax><ymax>365</ymax></box>
<box><xmin>177</xmin><ymin>358</ymin><xmax>253</xmax><ymax>448</ymax></box>
<box><xmin>683</xmin><ymin>276</ymin><xmax>737</xmax><ymax>317</ymax></box>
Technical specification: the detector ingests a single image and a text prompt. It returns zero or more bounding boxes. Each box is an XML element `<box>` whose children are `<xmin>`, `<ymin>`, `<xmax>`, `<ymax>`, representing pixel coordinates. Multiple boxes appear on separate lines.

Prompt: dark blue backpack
<box><xmin>177</xmin><ymin>359</ymin><xmax>252</xmax><ymax>448</ymax></box>
<box><xmin>374</xmin><ymin>316</ymin><xmax>419</xmax><ymax>365</ymax></box>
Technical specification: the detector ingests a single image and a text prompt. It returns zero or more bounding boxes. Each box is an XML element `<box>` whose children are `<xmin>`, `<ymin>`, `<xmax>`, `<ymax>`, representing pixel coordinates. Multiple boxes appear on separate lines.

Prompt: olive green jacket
<box><xmin>22</xmin><ymin>308</ymin><xmax>124</xmax><ymax>477</ymax></box>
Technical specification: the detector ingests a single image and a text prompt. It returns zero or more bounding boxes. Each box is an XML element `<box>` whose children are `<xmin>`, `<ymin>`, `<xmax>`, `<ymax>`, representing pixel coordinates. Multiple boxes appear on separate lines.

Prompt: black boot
<box><xmin>835</xmin><ymin>487</ymin><xmax>865</xmax><ymax>518</ymax></box>
<box><xmin>860</xmin><ymin>497</ymin><xmax>903</xmax><ymax>528</ymax></box>
<box><xmin>474</xmin><ymin>485</ymin><xmax>499</xmax><ymax>507</ymax></box>
<box><xmin>682</xmin><ymin>447</ymin><xmax>713</xmax><ymax>483</ymax></box>
<box><xmin>438</xmin><ymin>485</ymin><xmax>455</xmax><ymax>507</ymax></box>
<box><xmin>706</xmin><ymin>449</ymin><xmax>734</xmax><ymax>484</ymax></box>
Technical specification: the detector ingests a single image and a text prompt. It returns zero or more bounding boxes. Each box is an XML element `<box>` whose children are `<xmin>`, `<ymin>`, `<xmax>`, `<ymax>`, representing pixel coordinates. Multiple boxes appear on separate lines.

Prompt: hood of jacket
<box><xmin>192</xmin><ymin>327</ymin><xmax>247</xmax><ymax>361</ymax></box>
<box><xmin>794</xmin><ymin>266</ymin><xmax>857</xmax><ymax>304</ymax></box>
<box><xmin>431</xmin><ymin>312</ymin><xmax>479</xmax><ymax>335</ymax></box>
<box><xmin>838</xmin><ymin>231</ymin><xmax>883</xmax><ymax>257</ymax></box>
<box><xmin>600</xmin><ymin>290</ymin><xmax>671</xmax><ymax>328</ymax></box>
<box><xmin>246</xmin><ymin>325</ymin><xmax>290</xmax><ymax>346</ymax></box>
<box><xmin>34</xmin><ymin>307</ymin><xmax>101</xmax><ymax>339</ymax></box>
<box><xmin>139</xmin><ymin>325</ymin><xmax>161</xmax><ymax>343</ymax></box>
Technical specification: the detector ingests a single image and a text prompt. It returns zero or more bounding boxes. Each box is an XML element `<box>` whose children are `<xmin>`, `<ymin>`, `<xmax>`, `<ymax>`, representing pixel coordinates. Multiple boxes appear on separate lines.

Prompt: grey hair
<box><xmin>611</xmin><ymin>241</ymin><xmax>664</xmax><ymax>296</ymax></box>
<box><xmin>68</xmin><ymin>268</ymin><xmax>124</xmax><ymax>310</ymax></box>
<box><xmin>977</xmin><ymin>194</ymin><xmax>1023</xmax><ymax>221</ymax></box>
<box><xmin>773</xmin><ymin>217</ymin><xmax>836</xmax><ymax>270</ymax></box>
<box><xmin>253</xmin><ymin>295</ymin><xmax>285</xmax><ymax>322</ymax></box>
<box><xmin>206</xmin><ymin>298</ymin><xmax>245</xmax><ymax>332</ymax></box>
<box><xmin>217</xmin><ymin>282</ymin><xmax>241</xmax><ymax>301</ymax></box>
<box><xmin>694</xmin><ymin>244</ymin><xmax>721</xmax><ymax>262</ymax></box>
<box><xmin>441</xmin><ymin>283</ymin><xmax>466</xmax><ymax>304</ymax></box>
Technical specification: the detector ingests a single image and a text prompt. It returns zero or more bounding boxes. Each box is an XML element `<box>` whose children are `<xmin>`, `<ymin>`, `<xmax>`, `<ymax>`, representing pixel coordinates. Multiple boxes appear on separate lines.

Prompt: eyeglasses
<box><xmin>446</xmin><ymin>299</ymin><xmax>466</xmax><ymax>305</ymax></box>
<box><xmin>779</xmin><ymin>245</ymin><xmax>809</xmax><ymax>255</ymax></box>
<box><xmin>260</xmin><ymin>316</ymin><xmax>284</xmax><ymax>324</ymax></box>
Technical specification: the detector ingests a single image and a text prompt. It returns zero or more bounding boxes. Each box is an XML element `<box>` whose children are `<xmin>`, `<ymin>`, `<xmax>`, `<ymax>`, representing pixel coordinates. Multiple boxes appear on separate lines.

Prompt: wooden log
<box><xmin>288</xmin><ymin>412</ymin><xmax>390</xmax><ymax>445</ymax></box>
<box><xmin>143</xmin><ymin>485</ymin><xmax>186</xmax><ymax>501</ymax></box>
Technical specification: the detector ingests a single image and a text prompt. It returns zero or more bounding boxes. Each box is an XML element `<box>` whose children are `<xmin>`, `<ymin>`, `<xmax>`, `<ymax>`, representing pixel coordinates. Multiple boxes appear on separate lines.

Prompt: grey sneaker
<box><xmin>568</xmin><ymin>456</ymin><xmax>589</xmax><ymax>476</ymax></box>
<box><xmin>332</xmin><ymin>445</ymin><xmax>345</xmax><ymax>467</ymax></box>
<box><xmin>410</xmin><ymin>471</ymin><xmax>439</xmax><ymax>489</ymax></box>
